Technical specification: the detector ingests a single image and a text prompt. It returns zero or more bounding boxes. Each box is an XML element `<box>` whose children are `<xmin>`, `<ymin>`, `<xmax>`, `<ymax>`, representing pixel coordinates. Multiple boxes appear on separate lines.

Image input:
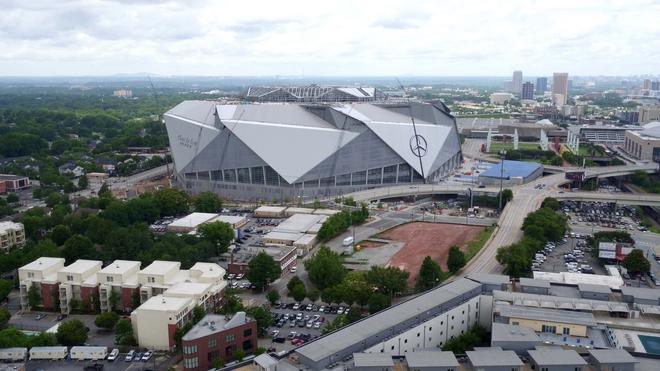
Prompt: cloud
<box><xmin>0</xmin><ymin>0</ymin><xmax>658</xmax><ymax>76</ymax></box>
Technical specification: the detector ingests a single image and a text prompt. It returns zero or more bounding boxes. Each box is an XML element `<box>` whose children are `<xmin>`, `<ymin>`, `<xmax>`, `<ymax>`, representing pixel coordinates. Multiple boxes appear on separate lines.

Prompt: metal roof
<box><xmin>296</xmin><ymin>278</ymin><xmax>480</xmax><ymax>363</ymax></box>
<box><xmin>495</xmin><ymin>304</ymin><xmax>596</xmax><ymax>326</ymax></box>
<box><xmin>578</xmin><ymin>283</ymin><xmax>611</xmax><ymax>294</ymax></box>
<box><xmin>466</xmin><ymin>349</ymin><xmax>523</xmax><ymax>367</ymax></box>
<box><xmin>404</xmin><ymin>351</ymin><xmax>458</xmax><ymax>368</ymax></box>
<box><xmin>480</xmin><ymin>160</ymin><xmax>542</xmax><ymax>180</ymax></box>
<box><xmin>519</xmin><ymin>277</ymin><xmax>551</xmax><ymax>288</ymax></box>
<box><xmin>528</xmin><ymin>349</ymin><xmax>587</xmax><ymax>366</ymax></box>
<box><xmin>467</xmin><ymin>273</ymin><xmax>510</xmax><ymax>285</ymax></box>
<box><xmin>491</xmin><ymin>323</ymin><xmax>541</xmax><ymax>343</ymax></box>
<box><xmin>353</xmin><ymin>353</ymin><xmax>394</xmax><ymax>368</ymax></box>
<box><xmin>620</xmin><ymin>287</ymin><xmax>660</xmax><ymax>302</ymax></box>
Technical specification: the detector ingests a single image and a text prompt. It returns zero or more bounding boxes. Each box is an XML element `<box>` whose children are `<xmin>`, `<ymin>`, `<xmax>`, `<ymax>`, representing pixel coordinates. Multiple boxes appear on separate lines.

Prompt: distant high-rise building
<box><xmin>521</xmin><ymin>82</ymin><xmax>534</xmax><ymax>100</ymax></box>
<box><xmin>113</xmin><ymin>89</ymin><xmax>133</xmax><ymax>98</ymax></box>
<box><xmin>552</xmin><ymin>73</ymin><xmax>569</xmax><ymax>105</ymax></box>
<box><xmin>652</xmin><ymin>81</ymin><xmax>660</xmax><ymax>91</ymax></box>
<box><xmin>536</xmin><ymin>77</ymin><xmax>547</xmax><ymax>93</ymax></box>
<box><xmin>512</xmin><ymin>70</ymin><xmax>523</xmax><ymax>94</ymax></box>
<box><xmin>643</xmin><ymin>79</ymin><xmax>652</xmax><ymax>90</ymax></box>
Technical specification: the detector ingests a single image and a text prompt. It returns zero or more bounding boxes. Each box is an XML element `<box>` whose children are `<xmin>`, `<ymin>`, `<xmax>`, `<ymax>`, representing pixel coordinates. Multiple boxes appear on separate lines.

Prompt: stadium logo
<box><xmin>177</xmin><ymin>134</ymin><xmax>198</xmax><ymax>149</ymax></box>
<box><xmin>409</xmin><ymin>134</ymin><xmax>428</xmax><ymax>158</ymax></box>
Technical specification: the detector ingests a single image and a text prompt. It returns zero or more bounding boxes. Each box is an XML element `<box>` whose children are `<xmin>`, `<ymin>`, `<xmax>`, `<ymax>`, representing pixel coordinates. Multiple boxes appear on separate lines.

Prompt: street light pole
<box><xmin>498</xmin><ymin>150</ymin><xmax>507</xmax><ymax>213</ymax></box>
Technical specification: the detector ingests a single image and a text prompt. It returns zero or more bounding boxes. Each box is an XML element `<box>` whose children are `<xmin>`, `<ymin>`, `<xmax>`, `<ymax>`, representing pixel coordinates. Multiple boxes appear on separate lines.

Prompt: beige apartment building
<box><xmin>0</xmin><ymin>221</ymin><xmax>26</xmax><ymax>252</ymax></box>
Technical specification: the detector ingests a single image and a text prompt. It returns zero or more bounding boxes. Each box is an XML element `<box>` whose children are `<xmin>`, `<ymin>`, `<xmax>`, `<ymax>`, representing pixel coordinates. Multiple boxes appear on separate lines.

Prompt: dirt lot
<box><xmin>379</xmin><ymin>222</ymin><xmax>485</xmax><ymax>285</ymax></box>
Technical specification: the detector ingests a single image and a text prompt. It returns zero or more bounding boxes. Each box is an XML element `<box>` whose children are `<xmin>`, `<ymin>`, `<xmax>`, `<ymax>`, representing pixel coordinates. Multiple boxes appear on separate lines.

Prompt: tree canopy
<box><xmin>622</xmin><ymin>249</ymin><xmax>650</xmax><ymax>274</ymax></box>
<box><xmin>305</xmin><ymin>246</ymin><xmax>346</xmax><ymax>290</ymax></box>
<box><xmin>416</xmin><ymin>256</ymin><xmax>446</xmax><ymax>291</ymax></box>
<box><xmin>247</xmin><ymin>252</ymin><xmax>282</xmax><ymax>290</ymax></box>
<box><xmin>447</xmin><ymin>246</ymin><xmax>466</xmax><ymax>273</ymax></box>
<box><xmin>56</xmin><ymin>319</ymin><xmax>88</xmax><ymax>346</ymax></box>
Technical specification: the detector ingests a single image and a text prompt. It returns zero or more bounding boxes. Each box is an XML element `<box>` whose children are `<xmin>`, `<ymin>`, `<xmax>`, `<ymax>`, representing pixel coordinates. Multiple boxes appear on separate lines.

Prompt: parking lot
<box><xmin>25</xmin><ymin>352</ymin><xmax>169</xmax><ymax>371</ymax></box>
<box><xmin>534</xmin><ymin>235</ymin><xmax>604</xmax><ymax>275</ymax></box>
<box><xmin>562</xmin><ymin>200</ymin><xmax>647</xmax><ymax>232</ymax></box>
<box><xmin>263</xmin><ymin>301</ymin><xmax>343</xmax><ymax>352</ymax></box>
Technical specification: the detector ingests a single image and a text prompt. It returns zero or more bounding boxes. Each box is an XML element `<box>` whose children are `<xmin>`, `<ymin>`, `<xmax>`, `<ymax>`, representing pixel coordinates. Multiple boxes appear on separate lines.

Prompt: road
<box><xmin>549</xmin><ymin>191</ymin><xmax>660</xmax><ymax>207</ymax></box>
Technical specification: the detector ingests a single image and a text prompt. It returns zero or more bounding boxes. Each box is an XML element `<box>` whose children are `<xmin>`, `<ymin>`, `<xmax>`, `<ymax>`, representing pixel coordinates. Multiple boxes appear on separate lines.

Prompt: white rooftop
<box><xmin>533</xmin><ymin>271</ymin><xmax>623</xmax><ymax>289</ymax></box>
<box><xmin>211</xmin><ymin>215</ymin><xmax>247</xmax><ymax>225</ymax></box>
<box><xmin>264</xmin><ymin>231</ymin><xmax>303</xmax><ymax>242</ymax></box>
<box><xmin>20</xmin><ymin>257</ymin><xmax>64</xmax><ymax>272</ymax></box>
<box><xmin>99</xmin><ymin>260</ymin><xmax>141</xmax><ymax>274</ymax></box>
<box><xmin>140</xmin><ymin>260</ymin><xmax>180</xmax><ymax>275</ymax></box>
<box><xmin>138</xmin><ymin>294</ymin><xmax>192</xmax><ymax>312</ymax></box>
<box><xmin>169</xmin><ymin>213</ymin><xmax>219</xmax><ymax>229</ymax></box>
<box><xmin>255</xmin><ymin>206</ymin><xmax>286</xmax><ymax>213</ymax></box>
<box><xmin>59</xmin><ymin>259</ymin><xmax>102</xmax><ymax>275</ymax></box>
<box><xmin>190</xmin><ymin>262</ymin><xmax>226</xmax><ymax>280</ymax></box>
<box><xmin>294</xmin><ymin>234</ymin><xmax>317</xmax><ymax>245</ymax></box>
<box><xmin>164</xmin><ymin>282</ymin><xmax>212</xmax><ymax>297</ymax></box>
<box><xmin>0</xmin><ymin>221</ymin><xmax>23</xmax><ymax>231</ymax></box>
<box><xmin>274</xmin><ymin>213</ymin><xmax>325</xmax><ymax>234</ymax></box>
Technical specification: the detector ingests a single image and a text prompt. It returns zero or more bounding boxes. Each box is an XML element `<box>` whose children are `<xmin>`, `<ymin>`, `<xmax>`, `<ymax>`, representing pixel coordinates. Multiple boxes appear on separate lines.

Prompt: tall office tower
<box><xmin>512</xmin><ymin>70</ymin><xmax>523</xmax><ymax>94</ymax></box>
<box><xmin>642</xmin><ymin>79</ymin><xmax>652</xmax><ymax>90</ymax></box>
<box><xmin>536</xmin><ymin>77</ymin><xmax>547</xmax><ymax>93</ymax></box>
<box><xmin>521</xmin><ymin>82</ymin><xmax>534</xmax><ymax>100</ymax></box>
<box><xmin>552</xmin><ymin>73</ymin><xmax>569</xmax><ymax>105</ymax></box>
<box><xmin>652</xmin><ymin>81</ymin><xmax>660</xmax><ymax>91</ymax></box>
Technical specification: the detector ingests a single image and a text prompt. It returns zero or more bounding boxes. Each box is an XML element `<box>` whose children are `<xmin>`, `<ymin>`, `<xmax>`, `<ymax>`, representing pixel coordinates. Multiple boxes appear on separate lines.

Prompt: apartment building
<box><xmin>18</xmin><ymin>257</ymin><xmax>66</xmax><ymax>311</ymax></box>
<box><xmin>131</xmin><ymin>295</ymin><xmax>195</xmax><ymax>351</ymax></box>
<box><xmin>138</xmin><ymin>261</ymin><xmax>226</xmax><ymax>310</ymax></box>
<box><xmin>0</xmin><ymin>221</ymin><xmax>26</xmax><ymax>252</ymax></box>
<box><xmin>181</xmin><ymin>312</ymin><xmax>258</xmax><ymax>370</ymax></box>
<box><xmin>97</xmin><ymin>260</ymin><xmax>141</xmax><ymax>313</ymax></box>
<box><xmin>57</xmin><ymin>260</ymin><xmax>103</xmax><ymax>314</ymax></box>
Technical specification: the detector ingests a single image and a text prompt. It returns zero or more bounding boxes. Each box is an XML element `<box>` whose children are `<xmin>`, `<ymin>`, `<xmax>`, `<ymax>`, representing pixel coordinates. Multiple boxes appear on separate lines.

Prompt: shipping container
<box><xmin>29</xmin><ymin>346</ymin><xmax>68</xmax><ymax>360</ymax></box>
<box><xmin>0</xmin><ymin>347</ymin><xmax>28</xmax><ymax>362</ymax></box>
<box><xmin>70</xmin><ymin>346</ymin><xmax>108</xmax><ymax>360</ymax></box>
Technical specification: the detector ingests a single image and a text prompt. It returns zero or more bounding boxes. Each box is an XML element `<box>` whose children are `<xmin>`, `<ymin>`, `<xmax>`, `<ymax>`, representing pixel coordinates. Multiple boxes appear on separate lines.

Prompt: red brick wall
<box><xmin>168</xmin><ymin>323</ymin><xmax>179</xmax><ymax>351</ymax></box>
<box><xmin>182</xmin><ymin>320</ymin><xmax>258</xmax><ymax>370</ymax></box>
<box><xmin>121</xmin><ymin>287</ymin><xmax>136</xmax><ymax>312</ymax></box>
<box><xmin>80</xmin><ymin>286</ymin><xmax>98</xmax><ymax>309</ymax></box>
<box><xmin>227</xmin><ymin>263</ymin><xmax>249</xmax><ymax>275</ymax></box>
<box><xmin>0</xmin><ymin>181</ymin><xmax>6</xmax><ymax>194</ymax></box>
<box><xmin>40</xmin><ymin>283</ymin><xmax>59</xmax><ymax>310</ymax></box>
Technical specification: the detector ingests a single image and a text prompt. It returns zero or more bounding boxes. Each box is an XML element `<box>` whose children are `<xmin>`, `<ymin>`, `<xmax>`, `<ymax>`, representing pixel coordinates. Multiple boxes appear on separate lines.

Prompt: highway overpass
<box><xmin>549</xmin><ymin>191</ymin><xmax>660</xmax><ymax>207</ymax></box>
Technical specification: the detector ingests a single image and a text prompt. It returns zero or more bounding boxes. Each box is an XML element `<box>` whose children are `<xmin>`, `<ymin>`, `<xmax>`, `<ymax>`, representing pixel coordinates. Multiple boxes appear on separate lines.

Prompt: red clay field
<box><xmin>379</xmin><ymin>222</ymin><xmax>485</xmax><ymax>285</ymax></box>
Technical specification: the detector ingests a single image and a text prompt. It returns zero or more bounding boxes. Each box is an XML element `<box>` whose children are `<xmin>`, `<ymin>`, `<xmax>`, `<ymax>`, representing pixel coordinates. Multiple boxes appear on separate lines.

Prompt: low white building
<box><xmin>18</xmin><ymin>257</ymin><xmax>66</xmax><ymax>311</ymax></box>
<box><xmin>0</xmin><ymin>221</ymin><xmax>26</xmax><ymax>251</ymax></box>
<box><xmin>131</xmin><ymin>294</ymin><xmax>195</xmax><ymax>351</ymax></box>
<box><xmin>97</xmin><ymin>260</ymin><xmax>141</xmax><ymax>313</ymax></box>
<box><xmin>490</xmin><ymin>92</ymin><xmax>514</xmax><ymax>105</ymax></box>
<box><xmin>57</xmin><ymin>259</ymin><xmax>103</xmax><ymax>314</ymax></box>
<box><xmin>167</xmin><ymin>212</ymin><xmax>248</xmax><ymax>233</ymax></box>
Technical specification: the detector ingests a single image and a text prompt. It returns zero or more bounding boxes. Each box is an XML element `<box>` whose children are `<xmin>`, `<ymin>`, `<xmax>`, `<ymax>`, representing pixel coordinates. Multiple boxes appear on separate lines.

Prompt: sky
<box><xmin>1</xmin><ymin>0</ymin><xmax>659</xmax><ymax>76</ymax></box>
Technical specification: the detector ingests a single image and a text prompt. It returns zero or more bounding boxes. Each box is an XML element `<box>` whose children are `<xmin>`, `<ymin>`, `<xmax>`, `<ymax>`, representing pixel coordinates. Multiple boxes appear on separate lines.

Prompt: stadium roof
<box><xmin>480</xmin><ymin>160</ymin><xmax>541</xmax><ymax>180</ymax></box>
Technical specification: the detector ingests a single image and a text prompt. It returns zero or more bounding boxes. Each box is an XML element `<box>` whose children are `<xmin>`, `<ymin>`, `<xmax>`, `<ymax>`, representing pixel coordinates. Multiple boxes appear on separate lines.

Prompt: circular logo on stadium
<box><xmin>409</xmin><ymin>134</ymin><xmax>428</xmax><ymax>158</ymax></box>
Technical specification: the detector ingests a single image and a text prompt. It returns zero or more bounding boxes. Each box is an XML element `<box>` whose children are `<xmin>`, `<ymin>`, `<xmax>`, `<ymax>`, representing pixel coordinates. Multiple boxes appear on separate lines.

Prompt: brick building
<box><xmin>181</xmin><ymin>312</ymin><xmax>258</xmax><ymax>370</ymax></box>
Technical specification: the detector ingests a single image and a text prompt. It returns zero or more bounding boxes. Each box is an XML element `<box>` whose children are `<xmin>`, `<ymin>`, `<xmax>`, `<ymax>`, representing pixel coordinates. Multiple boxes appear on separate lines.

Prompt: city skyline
<box><xmin>0</xmin><ymin>0</ymin><xmax>659</xmax><ymax>76</ymax></box>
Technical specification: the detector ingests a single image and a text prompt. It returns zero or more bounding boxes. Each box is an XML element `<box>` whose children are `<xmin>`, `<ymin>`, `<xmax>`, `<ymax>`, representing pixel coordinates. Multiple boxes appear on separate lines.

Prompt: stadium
<box><xmin>164</xmin><ymin>101</ymin><xmax>462</xmax><ymax>201</ymax></box>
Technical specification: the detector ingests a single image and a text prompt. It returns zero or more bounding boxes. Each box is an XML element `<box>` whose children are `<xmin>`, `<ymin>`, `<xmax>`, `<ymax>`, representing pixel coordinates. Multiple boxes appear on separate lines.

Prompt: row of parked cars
<box><xmin>272</xmin><ymin>312</ymin><xmax>326</xmax><ymax>329</ymax></box>
<box><xmin>274</xmin><ymin>301</ymin><xmax>348</xmax><ymax>314</ymax></box>
<box><xmin>123</xmin><ymin>349</ymin><xmax>153</xmax><ymax>362</ymax></box>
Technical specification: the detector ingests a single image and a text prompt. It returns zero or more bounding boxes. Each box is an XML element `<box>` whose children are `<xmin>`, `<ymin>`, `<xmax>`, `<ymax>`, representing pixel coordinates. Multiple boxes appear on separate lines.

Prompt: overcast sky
<box><xmin>1</xmin><ymin>0</ymin><xmax>659</xmax><ymax>76</ymax></box>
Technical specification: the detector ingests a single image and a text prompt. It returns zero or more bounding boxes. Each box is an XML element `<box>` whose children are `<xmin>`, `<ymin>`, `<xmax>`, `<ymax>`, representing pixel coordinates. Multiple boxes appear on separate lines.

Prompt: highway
<box><xmin>549</xmin><ymin>191</ymin><xmax>660</xmax><ymax>206</ymax></box>
<box><xmin>335</xmin><ymin>163</ymin><xmax>659</xmax><ymax>274</ymax></box>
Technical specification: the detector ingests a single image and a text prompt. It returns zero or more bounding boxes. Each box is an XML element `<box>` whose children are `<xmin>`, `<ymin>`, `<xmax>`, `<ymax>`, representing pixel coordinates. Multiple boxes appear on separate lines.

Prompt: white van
<box><xmin>342</xmin><ymin>236</ymin><xmax>354</xmax><ymax>246</ymax></box>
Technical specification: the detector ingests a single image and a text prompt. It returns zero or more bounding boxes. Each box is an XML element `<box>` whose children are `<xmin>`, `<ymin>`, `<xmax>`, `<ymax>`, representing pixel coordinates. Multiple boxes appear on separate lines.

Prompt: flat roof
<box><xmin>353</xmin><ymin>353</ymin><xmax>394</xmax><ymax>368</ymax></box>
<box><xmin>99</xmin><ymin>260</ymin><xmax>140</xmax><ymax>275</ymax></box>
<box><xmin>520</xmin><ymin>277</ymin><xmax>551</xmax><ymax>288</ymax></box>
<box><xmin>285</xmin><ymin>207</ymin><xmax>314</xmax><ymax>214</ymax></box>
<box><xmin>137</xmin><ymin>294</ymin><xmax>192</xmax><ymax>312</ymax></box>
<box><xmin>467</xmin><ymin>273</ymin><xmax>510</xmax><ymax>285</ymax></box>
<box><xmin>491</xmin><ymin>323</ymin><xmax>541</xmax><ymax>343</ymax></box>
<box><xmin>296</xmin><ymin>278</ymin><xmax>481</xmax><ymax>363</ymax></box>
<box><xmin>29</xmin><ymin>346</ymin><xmax>67</xmax><ymax>352</ymax></box>
<box><xmin>528</xmin><ymin>349</ymin><xmax>587</xmax><ymax>366</ymax></box>
<box><xmin>496</xmin><ymin>305</ymin><xmax>596</xmax><ymax>326</ymax></box>
<box><xmin>533</xmin><ymin>271</ymin><xmax>623</xmax><ymax>289</ymax></box>
<box><xmin>211</xmin><ymin>215</ymin><xmax>247</xmax><ymax>225</ymax></box>
<box><xmin>165</xmin><ymin>282</ymin><xmax>211</xmax><ymax>296</ymax></box>
<box><xmin>0</xmin><ymin>174</ymin><xmax>28</xmax><ymax>180</ymax></box>
<box><xmin>578</xmin><ymin>283</ymin><xmax>611</xmax><ymax>294</ymax></box>
<box><xmin>255</xmin><ymin>206</ymin><xmax>286</xmax><ymax>213</ymax></box>
<box><xmin>589</xmin><ymin>349</ymin><xmax>637</xmax><ymax>364</ymax></box>
<box><xmin>139</xmin><ymin>260</ymin><xmax>180</xmax><ymax>275</ymax></box>
<box><xmin>169</xmin><ymin>213</ymin><xmax>218</xmax><ymax>229</ymax></box>
<box><xmin>405</xmin><ymin>351</ymin><xmax>458</xmax><ymax>368</ymax></box>
<box><xmin>0</xmin><ymin>221</ymin><xmax>23</xmax><ymax>231</ymax></box>
<box><xmin>294</xmin><ymin>234</ymin><xmax>317</xmax><ymax>245</ymax></box>
<box><xmin>182</xmin><ymin>312</ymin><xmax>251</xmax><ymax>341</ymax></box>
<box><xmin>189</xmin><ymin>262</ymin><xmax>225</xmax><ymax>279</ymax></box>
<box><xmin>313</xmin><ymin>209</ymin><xmax>340</xmax><ymax>215</ymax></box>
<box><xmin>20</xmin><ymin>257</ymin><xmax>64</xmax><ymax>272</ymax></box>
<box><xmin>274</xmin><ymin>213</ymin><xmax>325</xmax><ymax>234</ymax></box>
<box><xmin>70</xmin><ymin>346</ymin><xmax>107</xmax><ymax>352</ymax></box>
<box><xmin>59</xmin><ymin>260</ymin><xmax>102</xmax><ymax>274</ymax></box>
<box><xmin>620</xmin><ymin>287</ymin><xmax>660</xmax><ymax>302</ymax></box>
<box><xmin>466</xmin><ymin>349</ymin><xmax>523</xmax><ymax>367</ymax></box>
<box><xmin>263</xmin><ymin>231</ymin><xmax>303</xmax><ymax>242</ymax></box>
<box><xmin>480</xmin><ymin>160</ymin><xmax>542</xmax><ymax>180</ymax></box>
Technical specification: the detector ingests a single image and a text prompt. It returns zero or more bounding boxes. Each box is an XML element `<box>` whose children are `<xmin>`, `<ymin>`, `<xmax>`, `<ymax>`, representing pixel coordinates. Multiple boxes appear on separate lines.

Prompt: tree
<box><xmin>0</xmin><ymin>308</ymin><xmax>10</xmax><ymax>329</ymax></box>
<box><xmin>496</xmin><ymin>243</ymin><xmax>532</xmax><ymax>278</ymax></box>
<box><xmin>287</xmin><ymin>276</ymin><xmax>304</xmax><ymax>291</ymax></box>
<box><xmin>441</xmin><ymin>325</ymin><xmax>488</xmax><ymax>353</ymax></box>
<box><xmin>416</xmin><ymin>256</ymin><xmax>445</xmax><ymax>291</ymax></box>
<box><xmin>266</xmin><ymin>290</ymin><xmax>280</xmax><ymax>305</ymax></box>
<box><xmin>56</xmin><ymin>319</ymin><xmax>88</xmax><ymax>346</ymax></box>
<box><xmin>192</xmin><ymin>305</ymin><xmax>207</xmax><ymax>324</ymax></box>
<box><xmin>541</xmin><ymin>197</ymin><xmax>561</xmax><ymax>211</ymax></box>
<box><xmin>447</xmin><ymin>246</ymin><xmax>466</xmax><ymax>273</ymax></box>
<box><xmin>321</xmin><ymin>286</ymin><xmax>340</xmax><ymax>305</ymax></box>
<box><xmin>305</xmin><ymin>246</ymin><xmax>346</xmax><ymax>290</ymax></box>
<box><xmin>153</xmin><ymin>188</ymin><xmax>189</xmax><ymax>216</ymax></box>
<box><xmin>234</xmin><ymin>349</ymin><xmax>245</xmax><ymax>362</ymax></box>
<box><xmin>0</xmin><ymin>279</ymin><xmax>11</xmax><ymax>303</ymax></box>
<box><xmin>219</xmin><ymin>289</ymin><xmax>244</xmax><ymax>315</ymax></box>
<box><xmin>337</xmin><ymin>271</ymin><xmax>372</xmax><ymax>307</ymax></box>
<box><xmin>622</xmin><ymin>249</ymin><xmax>651</xmax><ymax>274</ymax></box>
<box><xmin>365</xmin><ymin>266</ymin><xmax>409</xmax><ymax>297</ymax></box>
<box><xmin>246</xmin><ymin>305</ymin><xmax>273</xmax><ymax>336</ymax></box>
<box><xmin>27</xmin><ymin>284</ymin><xmax>40</xmax><ymax>309</ymax></box>
<box><xmin>346</xmin><ymin>307</ymin><xmax>362</xmax><ymax>323</ymax></box>
<box><xmin>6</xmin><ymin>193</ymin><xmax>19</xmax><ymax>203</ymax></box>
<box><xmin>63</xmin><ymin>234</ymin><xmax>96</xmax><ymax>263</ymax></box>
<box><xmin>50</xmin><ymin>225</ymin><xmax>72</xmax><ymax>246</ymax></box>
<box><xmin>247</xmin><ymin>252</ymin><xmax>282</xmax><ymax>290</ymax></box>
<box><xmin>197</xmin><ymin>221</ymin><xmax>235</xmax><ymax>255</ymax></box>
<box><xmin>289</xmin><ymin>283</ymin><xmax>307</xmax><ymax>302</ymax></box>
<box><xmin>94</xmin><ymin>312</ymin><xmax>120</xmax><ymax>330</ymax></box>
<box><xmin>78</xmin><ymin>174</ymin><xmax>88</xmax><ymax>190</ymax></box>
<box><xmin>193</xmin><ymin>192</ymin><xmax>223</xmax><ymax>213</ymax></box>
<box><xmin>114</xmin><ymin>318</ymin><xmax>135</xmax><ymax>345</ymax></box>
<box><xmin>108</xmin><ymin>290</ymin><xmax>120</xmax><ymax>310</ymax></box>
<box><xmin>307</xmin><ymin>288</ymin><xmax>320</xmax><ymax>302</ymax></box>
<box><xmin>368</xmin><ymin>293</ymin><xmax>390</xmax><ymax>314</ymax></box>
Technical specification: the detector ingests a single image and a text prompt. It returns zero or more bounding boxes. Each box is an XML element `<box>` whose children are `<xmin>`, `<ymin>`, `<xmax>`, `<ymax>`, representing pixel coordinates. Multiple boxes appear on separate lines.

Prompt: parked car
<box><xmin>142</xmin><ymin>351</ymin><xmax>153</xmax><ymax>362</ymax></box>
<box><xmin>107</xmin><ymin>349</ymin><xmax>119</xmax><ymax>361</ymax></box>
<box><xmin>125</xmin><ymin>350</ymin><xmax>135</xmax><ymax>362</ymax></box>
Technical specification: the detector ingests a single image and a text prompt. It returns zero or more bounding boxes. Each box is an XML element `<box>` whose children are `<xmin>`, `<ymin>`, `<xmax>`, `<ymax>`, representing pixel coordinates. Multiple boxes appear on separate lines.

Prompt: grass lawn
<box><xmin>488</xmin><ymin>142</ymin><xmax>540</xmax><ymax>153</ymax></box>
<box><xmin>464</xmin><ymin>226</ymin><xmax>494</xmax><ymax>261</ymax></box>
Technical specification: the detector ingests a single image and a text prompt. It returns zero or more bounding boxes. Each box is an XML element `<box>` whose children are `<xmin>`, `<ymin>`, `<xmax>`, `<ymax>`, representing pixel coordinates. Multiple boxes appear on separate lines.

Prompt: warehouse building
<box><xmin>528</xmin><ymin>348</ymin><xmax>588</xmax><ymax>371</ymax></box>
<box><xmin>578</xmin><ymin>283</ymin><xmax>612</xmax><ymax>302</ymax></box>
<box><xmin>478</xmin><ymin>160</ymin><xmax>543</xmax><ymax>186</ymax></box>
<box><xmin>166</xmin><ymin>212</ymin><xmax>248</xmax><ymax>233</ymax></box>
<box><xmin>490</xmin><ymin>323</ymin><xmax>542</xmax><ymax>355</ymax></box>
<box><xmin>227</xmin><ymin>245</ymin><xmax>297</xmax><ymax>277</ymax></box>
<box><xmin>165</xmin><ymin>101</ymin><xmax>462</xmax><ymax>201</ymax></box>
<box><xmin>519</xmin><ymin>277</ymin><xmax>551</xmax><ymax>295</ymax></box>
<box><xmin>623</xmin><ymin>122</ymin><xmax>660</xmax><ymax>163</ymax></box>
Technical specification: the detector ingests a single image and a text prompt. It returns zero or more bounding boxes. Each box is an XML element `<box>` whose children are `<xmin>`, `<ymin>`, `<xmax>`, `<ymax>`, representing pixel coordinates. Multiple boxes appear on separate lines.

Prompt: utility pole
<box><xmin>498</xmin><ymin>151</ymin><xmax>507</xmax><ymax>213</ymax></box>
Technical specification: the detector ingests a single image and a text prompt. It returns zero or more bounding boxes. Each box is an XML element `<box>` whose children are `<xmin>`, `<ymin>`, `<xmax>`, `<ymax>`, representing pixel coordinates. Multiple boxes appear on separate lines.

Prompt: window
<box><xmin>106</xmin><ymin>276</ymin><xmax>114</xmax><ymax>283</ymax></box>
<box><xmin>367</xmin><ymin>168</ymin><xmax>382</xmax><ymax>185</ymax></box>
<box><xmin>237</xmin><ymin>168</ymin><xmax>250</xmax><ymax>184</ymax></box>
<box><xmin>397</xmin><ymin>164</ymin><xmax>411</xmax><ymax>183</ymax></box>
<box><xmin>208</xmin><ymin>339</ymin><xmax>217</xmax><ymax>348</ymax></box>
<box><xmin>563</xmin><ymin>327</ymin><xmax>570</xmax><ymax>335</ymax></box>
<box><xmin>351</xmin><ymin>170</ymin><xmax>366</xmax><ymax>185</ymax></box>
<box><xmin>264</xmin><ymin>166</ymin><xmax>279</xmax><ymax>186</ymax></box>
<box><xmin>511</xmin><ymin>321</ymin><xmax>519</xmax><ymax>326</ymax></box>
<box><xmin>336</xmin><ymin>173</ymin><xmax>351</xmax><ymax>186</ymax></box>
<box><xmin>320</xmin><ymin>176</ymin><xmax>335</xmax><ymax>187</ymax></box>
<box><xmin>382</xmin><ymin>165</ymin><xmax>397</xmax><ymax>184</ymax></box>
<box><xmin>574</xmin><ymin>368</ymin><xmax>581</xmax><ymax>371</ymax></box>
<box><xmin>541</xmin><ymin>368</ymin><xmax>548</xmax><ymax>371</ymax></box>
<box><xmin>27</xmin><ymin>272</ymin><xmax>34</xmax><ymax>278</ymax></box>
<box><xmin>211</xmin><ymin>170</ymin><xmax>223</xmax><ymax>181</ymax></box>
<box><xmin>226</xmin><ymin>334</ymin><xmax>235</xmax><ymax>342</ymax></box>
<box><xmin>198</xmin><ymin>171</ymin><xmax>210</xmax><ymax>180</ymax></box>
<box><xmin>541</xmin><ymin>325</ymin><xmax>556</xmax><ymax>333</ymax></box>
<box><xmin>404</xmin><ymin>339</ymin><xmax>408</xmax><ymax>344</ymax></box>
<box><xmin>417</xmin><ymin>333</ymin><xmax>420</xmax><ymax>337</ymax></box>
<box><xmin>223</xmin><ymin>169</ymin><xmax>237</xmax><ymax>183</ymax></box>
<box><xmin>244</xmin><ymin>328</ymin><xmax>252</xmax><ymax>337</ymax></box>
<box><xmin>184</xmin><ymin>357</ymin><xmax>199</xmax><ymax>369</ymax></box>
<box><xmin>242</xmin><ymin>339</ymin><xmax>253</xmax><ymax>350</ymax></box>
<box><xmin>429</xmin><ymin>327</ymin><xmax>432</xmax><ymax>331</ymax></box>
<box><xmin>391</xmin><ymin>346</ymin><xmax>394</xmax><ymax>350</ymax></box>
<box><xmin>66</xmin><ymin>275</ymin><xmax>74</xmax><ymax>281</ymax></box>
<box><xmin>148</xmin><ymin>277</ymin><xmax>155</xmax><ymax>283</ymax></box>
